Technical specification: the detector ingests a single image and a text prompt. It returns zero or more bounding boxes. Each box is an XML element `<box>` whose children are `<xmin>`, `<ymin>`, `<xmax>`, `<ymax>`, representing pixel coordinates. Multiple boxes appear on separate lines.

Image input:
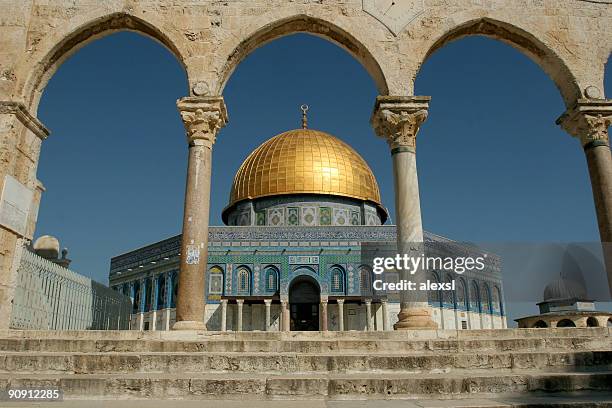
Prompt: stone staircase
<box><xmin>0</xmin><ymin>328</ymin><xmax>611</xmax><ymax>403</ymax></box>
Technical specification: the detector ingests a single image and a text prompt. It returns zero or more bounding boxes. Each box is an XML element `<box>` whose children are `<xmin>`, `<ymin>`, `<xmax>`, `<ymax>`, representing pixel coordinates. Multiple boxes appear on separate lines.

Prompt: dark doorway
<box><xmin>289</xmin><ymin>276</ymin><xmax>320</xmax><ymax>331</ymax></box>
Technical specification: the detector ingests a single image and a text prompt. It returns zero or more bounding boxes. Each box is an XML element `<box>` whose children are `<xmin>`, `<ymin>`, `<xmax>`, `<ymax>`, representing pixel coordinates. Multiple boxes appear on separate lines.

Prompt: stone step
<box><xmin>1</xmin><ymin>371</ymin><xmax>611</xmax><ymax>399</ymax></box>
<box><xmin>1</xmin><ymin>328</ymin><xmax>610</xmax><ymax>341</ymax></box>
<box><xmin>1</xmin><ymin>351</ymin><xmax>611</xmax><ymax>374</ymax></box>
<box><xmin>11</xmin><ymin>394</ymin><xmax>612</xmax><ymax>408</ymax></box>
<box><xmin>1</xmin><ymin>336</ymin><xmax>610</xmax><ymax>354</ymax></box>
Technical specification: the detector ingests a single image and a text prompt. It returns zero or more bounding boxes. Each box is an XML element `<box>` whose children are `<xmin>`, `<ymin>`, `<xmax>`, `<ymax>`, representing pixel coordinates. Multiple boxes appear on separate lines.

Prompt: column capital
<box><xmin>264</xmin><ymin>299</ymin><xmax>272</xmax><ymax>305</ymax></box>
<box><xmin>220</xmin><ymin>299</ymin><xmax>228</xmax><ymax>304</ymax></box>
<box><xmin>177</xmin><ymin>96</ymin><xmax>228</xmax><ymax>147</ymax></box>
<box><xmin>556</xmin><ymin>99</ymin><xmax>612</xmax><ymax>149</ymax></box>
<box><xmin>336</xmin><ymin>298</ymin><xmax>344</xmax><ymax>304</ymax></box>
<box><xmin>364</xmin><ymin>299</ymin><xmax>372</xmax><ymax>305</ymax></box>
<box><xmin>236</xmin><ymin>298</ymin><xmax>244</xmax><ymax>305</ymax></box>
<box><xmin>370</xmin><ymin>96</ymin><xmax>430</xmax><ymax>153</ymax></box>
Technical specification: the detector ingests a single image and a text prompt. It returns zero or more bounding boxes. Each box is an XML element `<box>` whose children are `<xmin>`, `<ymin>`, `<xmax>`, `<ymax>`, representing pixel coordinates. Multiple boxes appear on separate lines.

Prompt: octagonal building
<box><xmin>109</xmin><ymin>114</ymin><xmax>506</xmax><ymax>332</ymax></box>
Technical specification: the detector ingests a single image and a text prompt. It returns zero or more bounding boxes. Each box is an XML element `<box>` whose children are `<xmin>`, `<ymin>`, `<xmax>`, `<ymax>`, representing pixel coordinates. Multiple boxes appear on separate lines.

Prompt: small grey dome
<box><xmin>543</xmin><ymin>278</ymin><xmax>587</xmax><ymax>301</ymax></box>
<box><xmin>33</xmin><ymin>235</ymin><xmax>60</xmax><ymax>260</ymax></box>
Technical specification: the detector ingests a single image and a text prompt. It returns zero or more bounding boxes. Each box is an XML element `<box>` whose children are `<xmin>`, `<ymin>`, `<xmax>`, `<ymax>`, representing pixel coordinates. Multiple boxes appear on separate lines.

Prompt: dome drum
<box><xmin>224</xmin><ymin>194</ymin><xmax>385</xmax><ymax>227</ymax></box>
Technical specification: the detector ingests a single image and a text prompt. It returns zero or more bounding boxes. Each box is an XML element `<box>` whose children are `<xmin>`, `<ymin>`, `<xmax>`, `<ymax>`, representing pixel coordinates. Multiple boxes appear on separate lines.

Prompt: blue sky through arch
<box><xmin>37</xmin><ymin>31</ymin><xmax>606</xmax><ymax>295</ymax></box>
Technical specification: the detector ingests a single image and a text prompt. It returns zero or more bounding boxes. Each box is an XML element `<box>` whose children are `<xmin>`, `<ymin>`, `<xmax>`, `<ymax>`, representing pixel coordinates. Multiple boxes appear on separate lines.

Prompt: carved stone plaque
<box><xmin>363</xmin><ymin>0</ymin><xmax>426</xmax><ymax>36</ymax></box>
<box><xmin>0</xmin><ymin>175</ymin><xmax>33</xmax><ymax>237</ymax></box>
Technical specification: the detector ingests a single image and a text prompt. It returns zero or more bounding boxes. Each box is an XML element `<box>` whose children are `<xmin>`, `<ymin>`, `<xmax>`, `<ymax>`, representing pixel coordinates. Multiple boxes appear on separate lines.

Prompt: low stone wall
<box><xmin>10</xmin><ymin>249</ymin><xmax>132</xmax><ymax>330</ymax></box>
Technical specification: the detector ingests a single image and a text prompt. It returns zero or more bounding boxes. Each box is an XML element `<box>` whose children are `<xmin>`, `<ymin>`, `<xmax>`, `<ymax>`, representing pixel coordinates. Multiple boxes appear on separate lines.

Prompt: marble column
<box><xmin>264</xmin><ymin>299</ymin><xmax>272</xmax><ymax>331</ymax></box>
<box><xmin>220</xmin><ymin>299</ymin><xmax>228</xmax><ymax>332</ymax></box>
<box><xmin>365</xmin><ymin>299</ymin><xmax>373</xmax><ymax>331</ymax></box>
<box><xmin>337</xmin><ymin>299</ymin><xmax>344</xmax><ymax>331</ymax></box>
<box><xmin>371</xmin><ymin>96</ymin><xmax>437</xmax><ymax>330</ymax></box>
<box><xmin>281</xmin><ymin>299</ymin><xmax>290</xmax><ymax>332</ymax></box>
<box><xmin>173</xmin><ymin>97</ymin><xmax>227</xmax><ymax>330</ymax></box>
<box><xmin>320</xmin><ymin>299</ymin><xmax>328</xmax><ymax>331</ymax></box>
<box><xmin>381</xmin><ymin>299</ymin><xmax>390</xmax><ymax>331</ymax></box>
<box><xmin>236</xmin><ymin>299</ymin><xmax>244</xmax><ymax>331</ymax></box>
<box><xmin>558</xmin><ymin>100</ymin><xmax>612</xmax><ymax>296</ymax></box>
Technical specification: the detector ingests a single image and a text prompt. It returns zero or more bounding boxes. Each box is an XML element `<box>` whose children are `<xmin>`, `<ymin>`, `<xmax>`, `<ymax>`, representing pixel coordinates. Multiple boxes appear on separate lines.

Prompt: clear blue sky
<box><xmin>37</xmin><ymin>32</ymin><xmax>611</xmax><ymax>319</ymax></box>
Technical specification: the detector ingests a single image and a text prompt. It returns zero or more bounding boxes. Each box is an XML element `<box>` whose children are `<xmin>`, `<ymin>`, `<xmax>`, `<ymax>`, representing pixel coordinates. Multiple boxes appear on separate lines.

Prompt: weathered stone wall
<box><xmin>0</xmin><ymin>0</ymin><xmax>610</xmax><ymax>329</ymax></box>
<box><xmin>1</xmin><ymin>0</ymin><xmax>610</xmax><ymax>109</ymax></box>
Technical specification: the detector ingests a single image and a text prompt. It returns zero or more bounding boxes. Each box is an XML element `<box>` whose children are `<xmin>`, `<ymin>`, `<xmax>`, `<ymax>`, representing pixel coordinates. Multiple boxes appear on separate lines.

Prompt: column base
<box><xmin>172</xmin><ymin>320</ymin><xmax>207</xmax><ymax>331</ymax></box>
<box><xmin>394</xmin><ymin>307</ymin><xmax>438</xmax><ymax>330</ymax></box>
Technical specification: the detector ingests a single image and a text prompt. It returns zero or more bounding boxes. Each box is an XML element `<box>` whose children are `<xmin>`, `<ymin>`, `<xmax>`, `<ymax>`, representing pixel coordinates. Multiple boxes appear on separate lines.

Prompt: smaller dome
<box><xmin>543</xmin><ymin>278</ymin><xmax>587</xmax><ymax>302</ymax></box>
<box><xmin>33</xmin><ymin>235</ymin><xmax>60</xmax><ymax>260</ymax></box>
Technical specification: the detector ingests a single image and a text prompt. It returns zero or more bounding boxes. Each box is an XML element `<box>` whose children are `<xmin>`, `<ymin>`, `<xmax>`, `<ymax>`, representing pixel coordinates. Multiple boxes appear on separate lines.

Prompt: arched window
<box><xmin>428</xmin><ymin>272</ymin><xmax>441</xmax><ymax>307</ymax></box>
<box><xmin>470</xmin><ymin>281</ymin><xmax>480</xmax><ymax>312</ymax></box>
<box><xmin>144</xmin><ymin>278</ymin><xmax>152</xmax><ymax>312</ymax></box>
<box><xmin>534</xmin><ymin>320</ymin><xmax>548</xmax><ymax>328</ymax></box>
<box><xmin>456</xmin><ymin>278</ymin><xmax>468</xmax><ymax>310</ymax></box>
<box><xmin>557</xmin><ymin>319</ymin><xmax>576</xmax><ymax>328</ymax></box>
<box><xmin>171</xmin><ymin>271</ymin><xmax>178</xmax><ymax>308</ymax></box>
<box><xmin>156</xmin><ymin>274</ymin><xmax>166</xmax><ymax>310</ymax></box>
<box><xmin>237</xmin><ymin>267</ymin><xmax>251</xmax><ymax>295</ymax></box>
<box><xmin>132</xmin><ymin>281</ymin><xmax>141</xmax><ymax>313</ymax></box>
<box><xmin>359</xmin><ymin>266</ymin><xmax>372</xmax><ymax>295</ymax></box>
<box><xmin>443</xmin><ymin>274</ymin><xmax>455</xmax><ymax>307</ymax></box>
<box><xmin>265</xmin><ymin>267</ymin><xmax>279</xmax><ymax>293</ymax></box>
<box><xmin>481</xmin><ymin>283</ymin><xmax>491</xmax><ymax>314</ymax></box>
<box><xmin>209</xmin><ymin>266</ymin><xmax>224</xmax><ymax>295</ymax></box>
<box><xmin>330</xmin><ymin>267</ymin><xmax>345</xmax><ymax>294</ymax></box>
<box><xmin>492</xmin><ymin>285</ymin><xmax>503</xmax><ymax>315</ymax></box>
<box><xmin>586</xmin><ymin>317</ymin><xmax>599</xmax><ymax>327</ymax></box>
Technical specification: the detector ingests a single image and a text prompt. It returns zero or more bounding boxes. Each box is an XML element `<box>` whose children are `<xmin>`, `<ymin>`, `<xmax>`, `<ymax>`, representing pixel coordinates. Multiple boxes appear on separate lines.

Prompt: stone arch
<box><xmin>415</xmin><ymin>17</ymin><xmax>581</xmax><ymax>105</ymax></box>
<box><xmin>606</xmin><ymin>53</ymin><xmax>612</xmax><ymax>98</ymax></box>
<box><xmin>533</xmin><ymin>320</ymin><xmax>548</xmax><ymax>328</ymax></box>
<box><xmin>557</xmin><ymin>319</ymin><xmax>576</xmax><ymax>328</ymax></box>
<box><xmin>19</xmin><ymin>11</ymin><xmax>189</xmax><ymax>113</ymax></box>
<box><xmin>288</xmin><ymin>274</ymin><xmax>321</xmax><ymax>302</ymax></box>
<box><xmin>216</xmin><ymin>14</ymin><xmax>390</xmax><ymax>95</ymax></box>
<box><xmin>587</xmin><ymin>316</ymin><xmax>599</xmax><ymax>327</ymax></box>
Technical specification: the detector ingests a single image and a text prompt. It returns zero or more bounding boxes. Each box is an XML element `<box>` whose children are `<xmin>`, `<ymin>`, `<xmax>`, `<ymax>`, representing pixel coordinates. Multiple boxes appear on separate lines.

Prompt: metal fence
<box><xmin>10</xmin><ymin>248</ymin><xmax>132</xmax><ymax>330</ymax></box>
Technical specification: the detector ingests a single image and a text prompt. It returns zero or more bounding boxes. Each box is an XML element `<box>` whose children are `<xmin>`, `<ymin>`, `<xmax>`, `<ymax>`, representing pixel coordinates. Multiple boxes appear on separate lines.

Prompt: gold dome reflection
<box><xmin>226</xmin><ymin>128</ymin><xmax>383</xmax><ymax>210</ymax></box>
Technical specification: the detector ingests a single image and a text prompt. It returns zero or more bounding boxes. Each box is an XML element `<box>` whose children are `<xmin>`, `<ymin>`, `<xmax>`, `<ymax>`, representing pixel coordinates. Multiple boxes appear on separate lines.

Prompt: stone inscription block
<box><xmin>0</xmin><ymin>175</ymin><xmax>32</xmax><ymax>237</ymax></box>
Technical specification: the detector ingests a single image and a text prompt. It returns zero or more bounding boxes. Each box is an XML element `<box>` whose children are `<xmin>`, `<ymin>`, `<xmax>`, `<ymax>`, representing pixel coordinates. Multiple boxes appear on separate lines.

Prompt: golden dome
<box><xmin>225</xmin><ymin>128</ymin><xmax>385</xmax><ymax>214</ymax></box>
